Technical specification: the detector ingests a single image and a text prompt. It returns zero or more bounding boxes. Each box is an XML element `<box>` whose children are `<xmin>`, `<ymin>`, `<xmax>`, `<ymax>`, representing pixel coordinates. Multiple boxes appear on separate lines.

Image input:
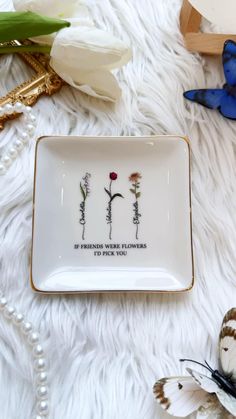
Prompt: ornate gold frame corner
<box><xmin>0</xmin><ymin>40</ymin><xmax>65</xmax><ymax>130</ymax></box>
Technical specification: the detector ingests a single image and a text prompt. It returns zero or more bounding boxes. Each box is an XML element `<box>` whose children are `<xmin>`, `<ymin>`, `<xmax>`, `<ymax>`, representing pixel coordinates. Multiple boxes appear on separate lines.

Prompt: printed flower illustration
<box><xmin>79</xmin><ymin>172</ymin><xmax>91</xmax><ymax>240</ymax></box>
<box><xmin>105</xmin><ymin>172</ymin><xmax>124</xmax><ymax>240</ymax></box>
<box><xmin>109</xmin><ymin>172</ymin><xmax>117</xmax><ymax>180</ymax></box>
<box><xmin>129</xmin><ymin>172</ymin><xmax>142</xmax><ymax>239</ymax></box>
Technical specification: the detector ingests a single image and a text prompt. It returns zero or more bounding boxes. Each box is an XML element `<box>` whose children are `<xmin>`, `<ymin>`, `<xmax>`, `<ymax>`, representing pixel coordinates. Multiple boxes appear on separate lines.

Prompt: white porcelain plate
<box><xmin>31</xmin><ymin>135</ymin><xmax>193</xmax><ymax>293</ymax></box>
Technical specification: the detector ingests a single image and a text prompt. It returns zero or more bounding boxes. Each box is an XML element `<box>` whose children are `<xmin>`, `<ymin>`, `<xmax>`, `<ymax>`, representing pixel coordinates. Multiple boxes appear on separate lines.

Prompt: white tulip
<box><xmin>50</xmin><ymin>59</ymin><xmax>121</xmax><ymax>101</ymax></box>
<box><xmin>13</xmin><ymin>0</ymin><xmax>94</xmax><ymax>44</ymax></box>
<box><xmin>13</xmin><ymin>0</ymin><xmax>132</xmax><ymax>101</ymax></box>
<box><xmin>13</xmin><ymin>0</ymin><xmax>86</xmax><ymax>19</ymax></box>
<box><xmin>51</xmin><ymin>26</ymin><xmax>132</xmax><ymax>71</ymax></box>
<box><xmin>49</xmin><ymin>25</ymin><xmax>132</xmax><ymax>101</ymax></box>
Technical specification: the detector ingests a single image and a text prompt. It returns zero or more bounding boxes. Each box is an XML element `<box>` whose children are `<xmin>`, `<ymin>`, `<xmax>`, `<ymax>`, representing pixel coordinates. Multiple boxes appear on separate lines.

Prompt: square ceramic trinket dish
<box><xmin>31</xmin><ymin>135</ymin><xmax>194</xmax><ymax>293</ymax></box>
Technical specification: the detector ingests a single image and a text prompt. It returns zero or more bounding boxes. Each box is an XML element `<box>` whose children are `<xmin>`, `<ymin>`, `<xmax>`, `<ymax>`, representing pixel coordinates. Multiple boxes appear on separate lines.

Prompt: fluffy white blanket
<box><xmin>0</xmin><ymin>0</ymin><xmax>236</xmax><ymax>418</ymax></box>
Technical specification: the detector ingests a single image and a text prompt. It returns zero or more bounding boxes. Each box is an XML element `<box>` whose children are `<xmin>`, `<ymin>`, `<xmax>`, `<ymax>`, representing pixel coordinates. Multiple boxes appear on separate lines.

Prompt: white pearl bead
<box><xmin>21</xmin><ymin>321</ymin><xmax>32</xmax><ymax>334</ymax></box>
<box><xmin>3</xmin><ymin>305</ymin><xmax>15</xmax><ymax>319</ymax></box>
<box><xmin>0</xmin><ymin>102</ymin><xmax>36</xmax><ymax>176</ymax></box>
<box><xmin>28</xmin><ymin>114</ymin><xmax>36</xmax><ymax>124</ymax></box>
<box><xmin>28</xmin><ymin>331</ymin><xmax>39</xmax><ymax>345</ymax></box>
<box><xmin>25</xmin><ymin>123</ymin><xmax>34</xmax><ymax>134</ymax></box>
<box><xmin>20</xmin><ymin>132</ymin><xmax>29</xmax><ymax>144</ymax></box>
<box><xmin>5</xmin><ymin>103</ymin><xmax>13</xmax><ymax>114</ymax></box>
<box><xmin>25</xmin><ymin>106</ymin><xmax>32</xmax><ymax>113</ymax></box>
<box><xmin>0</xmin><ymin>164</ymin><xmax>6</xmax><ymax>175</ymax></box>
<box><xmin>14</xmin><ymin>139</ymin><xmax>24</xmax><ymax>151</ymax></box>
<box><xmin>37</xmin><ymin>400</ymin><xmax>49</xmax><ymax>415</ymax></box>
<box><xmin>14</xmin><ymin>102</ymin><xmax>24</xmax><ymax>112</ymax></box>
<box><xmin>33</xmin><ymin>344</ymin><xmax>44</xmax><ymax>358</ymax></box>
<box><xmin>36</xmin><ymin>372</ymin><xmax>48</xmax><ymax>385</ymax></box>
<box><xmin>34</xmin><ymin>358</ymin><xmax>46</xmax><ymax>371</ymax></box>
<box><xmin>23</xmin><ymin>113</ymin><xmax>36</xmax><ymax>123</ymax></box>
<box><xmin>37</xmin><ymin>385</ymin><xmax>48</xmax><ymax>399</ymax></box>
<box><xmin>12</xmin><ymin>312</ymin><xmax>24</xmax><ymax>325</ymax></box>
<box><xmin>8</xmin><ymin>147</ymin><xmax>17</xmax><ymax>159</ymax></box>
<box><xmin>22</xmin><ymin>115</ymin><xmax>29</xmax><ymax>123</ymax></box>
<box><xmin>0</xmin><ymin>297</ymin><xmax>7</xmax><ymax>309</ymax></box>
<box><xmin>2</xmin><ymin>155</ymin><xmax>12</xmax><ymax>167</ymax></box>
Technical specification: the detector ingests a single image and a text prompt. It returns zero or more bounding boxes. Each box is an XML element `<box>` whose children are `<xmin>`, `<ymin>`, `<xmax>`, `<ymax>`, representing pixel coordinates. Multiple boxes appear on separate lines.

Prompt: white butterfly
<box><xmin>153</xmin><ymin>308</ymin><xmax>236</xmax><ymax>418</ymax></box>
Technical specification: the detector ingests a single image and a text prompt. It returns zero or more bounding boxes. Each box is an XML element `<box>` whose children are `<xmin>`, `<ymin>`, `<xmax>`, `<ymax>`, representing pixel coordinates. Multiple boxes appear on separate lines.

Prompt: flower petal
<box><xmin>51</xmin><ymin>26</ymin><xmax>132</xmax><ymax>70</ymax></box>
<box><xmin>13</xmin><ymin>0</ymin><xmax>85</xmax><ymax>19</ymax></box>
<box><xmin>29</xmin><ymin>34</ymin><xmax>55</xmax><ymax>45</ymax></box>
<box><xmin>13</xmin><ymin>0</ymin><xmax>93</xmax><ymax>45</ymax></box>
<box><xmin>29</xmin><ymin>15</ymin><xmax>94</xmax><ymax>45</ymax></box>
<box><xmin>50</xmin><ymin>57</ymin><xmax>121</xmax><ymax>101</ymax></box>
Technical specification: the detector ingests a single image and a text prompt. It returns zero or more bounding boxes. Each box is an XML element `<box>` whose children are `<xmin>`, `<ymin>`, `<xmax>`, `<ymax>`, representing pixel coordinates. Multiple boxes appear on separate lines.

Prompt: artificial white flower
<box><xmin>13</xmin><ymin>0</ymin><xmax>86</xmax><ymax>19</ymax></box>
<box><xmin>13</xmin><ymin>0</ymin><xmax>132</xmax><ymax>101</ymax></box>
<box><xmin>49</xmin><ymin>25</ymin><xmax>131</xmax><ymax>101</ymax></box>
<box><xmin>50</xmin><ymin>26</ymin><xmax>131</xmax><ymax>71</ymax></box>
<box><xmin>50</xmin><ymin>60</ymin><xmax>122</xmax><ymax>101</ymax></box>
<box><xmin>13</xmin><ymin>0</ymin><xmax>94</xmax><ymax>44</ymax></box>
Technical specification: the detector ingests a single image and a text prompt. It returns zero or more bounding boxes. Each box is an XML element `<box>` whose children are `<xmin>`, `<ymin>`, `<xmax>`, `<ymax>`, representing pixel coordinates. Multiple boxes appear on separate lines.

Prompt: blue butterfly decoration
<box><xmin>184</xmin><ymin>40</ymin><xmax>236</xmax><ymax>120</ymax></box>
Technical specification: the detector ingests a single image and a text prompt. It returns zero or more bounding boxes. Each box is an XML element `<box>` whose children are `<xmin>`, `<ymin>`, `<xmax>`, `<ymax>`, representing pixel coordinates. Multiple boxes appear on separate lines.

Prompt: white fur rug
<box><xmin>0</xmin><ymin>0</ymin><xmax>236</xmax><ymax>418</ymax></box>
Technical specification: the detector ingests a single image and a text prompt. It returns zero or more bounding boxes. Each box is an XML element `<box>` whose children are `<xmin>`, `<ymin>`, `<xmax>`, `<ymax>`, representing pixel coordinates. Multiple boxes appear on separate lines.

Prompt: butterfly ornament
<box><xmin>184</xmin><ymin>40</ymin><xmax>236</xmax><ymax>120</ymax></box>
<box><xmin>153</xmin><ymin>308</ymin><xmax>236</xmax><ymax>418</ymax></box>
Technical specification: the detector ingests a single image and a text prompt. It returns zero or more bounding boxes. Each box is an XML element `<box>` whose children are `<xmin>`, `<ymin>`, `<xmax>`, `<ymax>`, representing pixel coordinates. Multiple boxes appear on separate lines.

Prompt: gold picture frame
<box><xmin>0</xmin><ymin>40</ymin><xmax>64</xmax><ymax>130</ymax></box>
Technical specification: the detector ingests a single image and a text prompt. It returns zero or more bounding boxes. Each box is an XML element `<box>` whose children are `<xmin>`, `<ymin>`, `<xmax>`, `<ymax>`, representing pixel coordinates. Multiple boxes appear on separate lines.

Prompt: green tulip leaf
<box><xmin>136</xmin><ymin>192</ymin><xmax>141</xmax><ymax>198</ymax></box>
<box><xmin>0</xmin><ymin>11</ymin><xmax>70</xmax><ymax>43</ymax></box>
<box><xmin>130</xmin><ymin>188</ymin><xmax>135</xmax><ymax>194</ymax></box>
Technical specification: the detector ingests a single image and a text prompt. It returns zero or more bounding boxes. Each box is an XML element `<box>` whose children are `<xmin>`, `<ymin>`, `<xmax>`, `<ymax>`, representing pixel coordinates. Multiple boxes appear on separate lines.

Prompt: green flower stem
<box><xmin>0</xmin><ymin>44</ymin><xmax>51</xmax><ymax>54</ymax></box>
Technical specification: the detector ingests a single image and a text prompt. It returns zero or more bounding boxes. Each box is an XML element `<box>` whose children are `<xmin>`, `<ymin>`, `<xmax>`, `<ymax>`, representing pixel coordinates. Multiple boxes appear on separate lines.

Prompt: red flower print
<box><xmin>105</xmin><ymin>172</ymin><xmax>123</xmax><ymax>239</ymax></box>
<box><xmin>109</xmin><ymin>172</ymin><xmax>118</xmax><ymax>180</ymax></box>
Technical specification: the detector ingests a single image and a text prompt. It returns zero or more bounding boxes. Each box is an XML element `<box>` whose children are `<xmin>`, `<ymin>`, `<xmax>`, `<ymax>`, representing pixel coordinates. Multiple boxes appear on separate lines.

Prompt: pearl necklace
<box><xmin>0</xmin><ymin>101</ymin><xmax>36</xmax><ymax>175</ymax></box>
<box><xmin>0</xmin><ymin>291</ymin><xmax>50</xmax><ymax>418</ymax></box>
<box><xmin>0</xmin><ymin>103</ymin><xmax>49</xmax><ymax>417</ymax></box>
